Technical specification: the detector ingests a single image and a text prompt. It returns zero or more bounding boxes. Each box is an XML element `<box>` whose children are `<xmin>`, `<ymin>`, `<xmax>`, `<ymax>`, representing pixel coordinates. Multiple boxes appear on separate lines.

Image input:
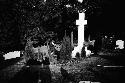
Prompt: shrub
<box><xmin>60</xmin><ymin>36</ymin><xmax>73</xmax><ymax>61</ymax></box>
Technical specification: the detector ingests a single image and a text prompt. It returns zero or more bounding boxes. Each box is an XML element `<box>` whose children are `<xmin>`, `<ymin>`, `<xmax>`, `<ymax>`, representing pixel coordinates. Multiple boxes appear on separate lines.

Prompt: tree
<box><xmin>60</xmin><ymin>36</ymin><xmax>73</xmax><ymax>61</ymax></box>
<box><xmin>14</xmin><ymin>0</ymin><xmax>104</xmax><ymax>51</ymax></box>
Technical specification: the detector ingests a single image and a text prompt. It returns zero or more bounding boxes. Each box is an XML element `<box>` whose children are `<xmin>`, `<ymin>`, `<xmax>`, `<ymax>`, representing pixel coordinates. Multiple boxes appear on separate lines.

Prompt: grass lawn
<box><xmin>0</xmin><ymin>55</ymin><xmax>124</xmax><ymax>83</ymax></box>
<box><xmin>50</xmin><ymin>56</ymin><xmax>125</xmax><ymax>83</ymax></box>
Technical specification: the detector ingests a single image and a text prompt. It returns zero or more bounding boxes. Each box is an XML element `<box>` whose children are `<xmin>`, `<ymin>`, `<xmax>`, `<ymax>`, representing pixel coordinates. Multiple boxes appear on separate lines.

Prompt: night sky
<box><xmin>88</xmin><ymin>0</ymin><xmax>124</xmax><ymax>32</ymax></box>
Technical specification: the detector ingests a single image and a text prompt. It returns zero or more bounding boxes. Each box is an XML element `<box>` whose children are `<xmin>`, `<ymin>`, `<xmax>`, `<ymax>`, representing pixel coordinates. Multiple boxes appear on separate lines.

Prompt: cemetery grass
<box><xmin>0</xmin><ymin>54</ymin><xmax>124</xmax><ymax>83</ymax></box>
<box><xmin>50</xmin><ymin>55</ymin><xmax>123</xmax><ymax>83</ymax></box>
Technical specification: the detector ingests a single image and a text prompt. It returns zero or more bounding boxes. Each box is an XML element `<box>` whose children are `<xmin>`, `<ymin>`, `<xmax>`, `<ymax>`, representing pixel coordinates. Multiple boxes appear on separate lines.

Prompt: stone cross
<box><xmin>71</xmin><ymin>12</ymin><xmax>87</xmax><ymax>58</ymax></box>
<box><xmin>76</xmin><ymin>12</ymin><xmax>87</xmax><ymax>48</ymax></box>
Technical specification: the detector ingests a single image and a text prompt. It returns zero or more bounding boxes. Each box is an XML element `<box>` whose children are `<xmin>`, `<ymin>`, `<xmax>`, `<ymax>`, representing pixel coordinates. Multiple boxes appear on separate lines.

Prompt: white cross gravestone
<box><xmin>76</xmin><ymin>12</ymin><xmax>87</xmax><ymax>48</ymax></box>
<box><xmin>71</xmin><ymin>12</ymin><xmax>87</xmax><ymax>58</ymax></box>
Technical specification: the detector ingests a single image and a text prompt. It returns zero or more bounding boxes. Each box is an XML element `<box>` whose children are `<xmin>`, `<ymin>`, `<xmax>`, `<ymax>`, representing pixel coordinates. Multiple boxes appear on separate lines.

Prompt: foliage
<box><xmin>60</xmin><ymin>36</ymin><xmax>73</xmax><ymax>61</ymax></box>
<box><xmin>15</xmin><ymin>0</ymin><xmax>103</xmax><ymax>50</ymax></box>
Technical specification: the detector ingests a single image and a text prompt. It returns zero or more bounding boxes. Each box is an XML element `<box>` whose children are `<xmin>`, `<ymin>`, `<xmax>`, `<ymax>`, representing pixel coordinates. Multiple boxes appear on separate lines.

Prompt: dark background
<box><xmin>0</xmin><ymin>0</ymin><xmax>124</xmax><ymax>52</ymax></box>
<box><xmin>88</xmin><ymin>0</ymin><xmax>124</xmax><ymax>32</ymax></box>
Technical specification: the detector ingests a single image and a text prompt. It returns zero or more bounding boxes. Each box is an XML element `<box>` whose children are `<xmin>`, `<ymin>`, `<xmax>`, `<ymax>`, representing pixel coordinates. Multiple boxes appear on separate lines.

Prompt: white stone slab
<box><xmin>3</xmin><ymin>51</ymin><xmax>20</xmax><ymax>60</ymax></box>
<box><xmin>79</xmin><ymin>81</ymin><xmax>91</xmax><ymax>83</ymax></box>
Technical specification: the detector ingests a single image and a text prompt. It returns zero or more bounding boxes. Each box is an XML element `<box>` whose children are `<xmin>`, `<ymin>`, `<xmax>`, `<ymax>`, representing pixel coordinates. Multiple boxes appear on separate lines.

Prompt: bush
<box><xmin>60</xmin><ymin>36</ymin><xmax>73</xmax><ymax>61</ymax></box>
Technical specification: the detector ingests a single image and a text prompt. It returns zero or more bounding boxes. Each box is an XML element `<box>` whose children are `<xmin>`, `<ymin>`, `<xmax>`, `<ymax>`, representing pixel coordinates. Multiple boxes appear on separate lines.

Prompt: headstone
<box><xmin>91</xmin><ymin>82</ymin><xmax>101</xmax><ymax>83</ymax></box>
<box><xmin>39</xmin><ymin>45</ymin><xmax>49</xmax><ymax>58</ymax></box>
<box><xmin>85</xmin><ymin>47</ymin><xmax>91</xmax><ymax>57</ymax></box>
<box><xmin>31</xmin><ymin>45</ymin><xmax>50</xmax><ymax>60</ymax></box>
<box><xmin>115</xmin><ymin>40</ymin><xmax>124</xmax><ymax>49</ymax></box>
<box><xmin>79</xmin><ymin>81</ymin><xmax>101</xmax><ymax>83</ymax></box>
<box><xmin>79</xmin><ymin>81</ymin><xmax>91</xmax><ymax>83</ymax></box>
<box><xmin>76</xmin><ymin>12</ymin><xmax>87</xmax><ymax>48</ymax></box>
<box><xmin>3</xmin><ymin>51</ymin><xmax>20</xmax><ymax>60</ymax></box>
<box><xmin>77</xmin><ymin>0</ymin><xmax>83</xmax><ymax>3</ymax></box>
<box><xmin>71</xmin><ymin>12</ymin><xmax>87</xmax><ymax>58</ymax></box>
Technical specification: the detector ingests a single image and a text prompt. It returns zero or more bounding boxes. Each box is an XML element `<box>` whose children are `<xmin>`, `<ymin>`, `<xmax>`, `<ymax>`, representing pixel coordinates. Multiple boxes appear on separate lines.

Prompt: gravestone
<box><xmin>3</xmin><ymin>51</ymin><xmax>20</xmax><ymax>60</ymax></box>
<box><xmin>72</xmin><ymin>12</ymin><xmax>87</xmax><ymax>58</ymax></box>
<box><xmin>115</xmin><ymin>40</ymin><xmax>124</xmax><ymax>49</ymax></box>
<box><xmin>76</xmin><ymin>12</ymin><xmax>87</xmax><ymax>48</ymax></box>
<box><xmin>32</xmin><ymin>45</ymin><xmax>50</xmax><ymax>60</ymax></box>
<box><xmin>79</xmin><ymin>81</ymin><xmax>90</xmax><ymax>83</ymax></box>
